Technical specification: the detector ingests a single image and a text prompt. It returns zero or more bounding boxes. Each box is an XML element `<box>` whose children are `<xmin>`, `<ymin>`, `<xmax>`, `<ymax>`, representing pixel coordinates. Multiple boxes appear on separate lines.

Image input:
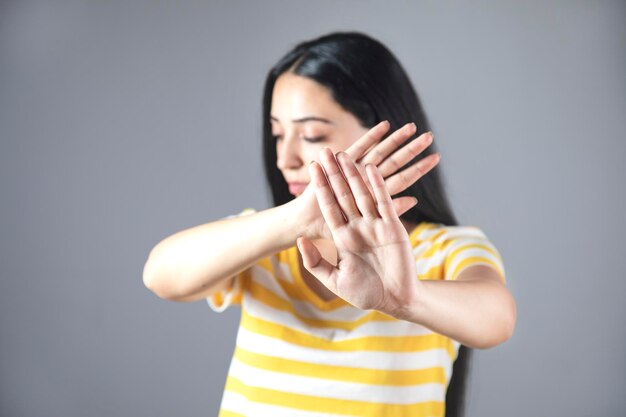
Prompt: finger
<box><xmin>309</xmin><ymin>160</ymin><xmax>346</xmax><ymax>231</ymax></box>
<box><xmin>385</xmin><ymin>152</ymin><xmax>441</xmax><ymax>196</ymax></box>
<box><xmin>392</xmin><ymin>196</ymin><xmax>418</xmax><ymax>217</ymax></box>
<box><xmin>359</xmin><ymin>122</ymin><xmax>417</xmax><ymax>167</ymax></box>
<box><xmin>366</xmin><ymin>164</ymin><xmax>397</xmax><ymax>222</ymax></box>
<box><xmin>344</xmin><ymin>120</ymin><xmax>390</xmax><ymax>161</ymax></box>
<box><xmin>336</xmin><ymin>151</ymin><xmax>379</xmax><ymax>220</ymax></box>
<box><xmin>377</xmin><ymin>131</ymin><xmax>433</xmax><ymax>179</ymax></box>
<box><xmin>319</xmin><ymin>148</ymin><xmax>361</xmax><ymax>221</ymax></box>
<box><xmin>297</xmin><ymin>236</ymin><xmax>338</xmax><ymax>293</ymax></box>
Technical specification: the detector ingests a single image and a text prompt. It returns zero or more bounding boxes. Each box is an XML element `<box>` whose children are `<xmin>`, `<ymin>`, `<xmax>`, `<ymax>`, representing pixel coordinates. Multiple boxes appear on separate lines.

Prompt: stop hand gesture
<box><xmin>292</xmin><ymin>121</ymin><xmax>438</xmax><ymax>241</ymax></box>
<box><xmin>296</xmin><ymin>148</ymin><xmax>425</xmax><ymax>315</ymax></box>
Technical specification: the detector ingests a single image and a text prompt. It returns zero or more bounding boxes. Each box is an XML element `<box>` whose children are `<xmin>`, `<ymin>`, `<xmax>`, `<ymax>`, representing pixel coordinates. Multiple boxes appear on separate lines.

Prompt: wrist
<box><xmin>283</xmin><ymin>192</ymin><xmax>322</xmax><ymax>239</ymax></box>
<box><xmin>389</xmin><ymin>278</ymin><xmax>428</xmax><ymax>325</ymax></box>
<box><xmin>278</xmin><ymin>197</ymin><xmax>307</xmax><ymax>242</ymax></box>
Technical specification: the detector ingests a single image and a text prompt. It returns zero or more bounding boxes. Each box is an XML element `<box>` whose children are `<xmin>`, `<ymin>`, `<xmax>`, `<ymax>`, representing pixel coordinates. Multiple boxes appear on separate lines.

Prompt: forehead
<box><xmin>270</xmin><ymin>72</ymin><xmax>346</xmax><ymax>121</ymax></box>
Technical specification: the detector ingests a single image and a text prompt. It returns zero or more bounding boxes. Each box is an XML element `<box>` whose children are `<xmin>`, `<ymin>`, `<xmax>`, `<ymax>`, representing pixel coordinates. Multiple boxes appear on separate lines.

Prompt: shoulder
<box><xmin>408</xmin><ymin>222</ymin><xmax>489</xmax><ymax>247</ymax></box>
<box><xmin>409</xmin><ymin>222</ymin><xmax>506</xmax><ymax>282</ymax></box>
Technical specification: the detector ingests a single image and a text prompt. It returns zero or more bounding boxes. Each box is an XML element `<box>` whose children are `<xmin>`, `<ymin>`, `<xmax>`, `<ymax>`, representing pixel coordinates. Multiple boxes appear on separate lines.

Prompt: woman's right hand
<box><xmin>290</xmin><ymin>121</ymin><xmax>440</xmax><ymax>241</ymax></box>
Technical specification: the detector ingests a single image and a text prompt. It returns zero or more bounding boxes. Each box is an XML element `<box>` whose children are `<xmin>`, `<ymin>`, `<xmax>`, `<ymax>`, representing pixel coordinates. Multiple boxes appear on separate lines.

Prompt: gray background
<box><xmin>1</xmin><ymin>1</ymin><xmax>625</xmax><ymax>416</ymax></box>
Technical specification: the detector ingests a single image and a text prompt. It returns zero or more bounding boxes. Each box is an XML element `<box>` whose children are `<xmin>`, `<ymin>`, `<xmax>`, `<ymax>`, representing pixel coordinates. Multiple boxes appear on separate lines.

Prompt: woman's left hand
<box><xmin>296</xmin><ymin>148</ymin><xmax>422</xmax><ymax>315</ymax></box>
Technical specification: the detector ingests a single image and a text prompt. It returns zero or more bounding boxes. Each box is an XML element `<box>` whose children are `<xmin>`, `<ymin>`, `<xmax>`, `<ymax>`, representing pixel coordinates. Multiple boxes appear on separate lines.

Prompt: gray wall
<box><xmin>1</xmin><ymin>1</ymin><xmax>624</xmax><ymax>416</ymax></box>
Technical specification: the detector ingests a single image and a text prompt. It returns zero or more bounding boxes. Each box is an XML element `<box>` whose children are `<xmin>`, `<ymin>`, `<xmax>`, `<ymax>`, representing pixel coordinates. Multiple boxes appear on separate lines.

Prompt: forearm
<box><xmin>143</xmin><ymin>200</ymin><xmax>301</xmax><ymax>300</ymax></box>
<box><xmin>394</xmin><ymin>275</ymin><xmax>517</xmax><ymax>349</ymax></box>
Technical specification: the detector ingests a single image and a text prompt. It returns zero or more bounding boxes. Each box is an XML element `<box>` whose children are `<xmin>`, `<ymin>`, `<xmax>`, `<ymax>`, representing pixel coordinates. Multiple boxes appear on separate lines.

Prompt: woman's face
<box><xmin>271</xmin><ymin>72</ymin><xmax>369</xmax><ymax>196</ymax></box>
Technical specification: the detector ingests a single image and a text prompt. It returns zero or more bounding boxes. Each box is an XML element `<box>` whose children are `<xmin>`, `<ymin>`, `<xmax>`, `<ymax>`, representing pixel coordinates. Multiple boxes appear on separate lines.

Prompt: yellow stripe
<box><xmin>286</xmin><ymin>247</ymin><xmax>349</xmax><ymax>311</ymax></box>
<box><xmin>247</xmin><ymin>279</ymin><xmax>397</xmax><ymax>330</ymax></box>
<box><xmin>419</xmin><ymin>263</ymin><xmax>444</xmax><ymax>280</ymax></box>
<box><xmin>448</xmin><ymin>242</ymin><xmax>499</xmax><ymax>260</ymax></box>
<box><xmin>225</xmin><ymin>375</ymin><xmax>444</xmax><ymax>417</ymax></box>
<box><xmin>234</xmin><ymin>347</ymin><xmax>446</xmax><ymax>386</ymax></box>
<box><xmin>211</xmin><ymin>272</ymin><xmax>243</xmax><ymax>307</ymax></box>
<box><xmin>444</xmin><ymin>243</ymin><xmax>499</xmax><ymax>276</ymax></box>
<box><xmin>240</xmin><ymin>310</ymin><xmax>457</xmax><ymax>358</ymax></box>
<box><xmin>419</xmin><ymin>240</ymin><xmax>447</xmax><ymax>259</ymax></box>
<box><xmin>219</xmin><ymin>410</ymin><xmax>246</xmax><ymax>417</ymax></box>
<box><xmin>211</xmin><ymin>291</ymin><xmax>225</xmax><ymax>308</ymax></box>
<box><xmin>255</xmin><ymin>250</ymin><xmax>337</xmax><ymax>307</ymax></box>
<box><xmin>256</xmin><ymin>256</ymin><xmax>274</xmax><ymax>272</ymax></box>
<box><xmin>409</xmin><ymin>222</ymin><xmax>438</xmax><ymax>246</ymax></box>
<box><xmin>450</xmin><ymin>257</ymin><xmax>506</xmax><ymax>283</ymax></box>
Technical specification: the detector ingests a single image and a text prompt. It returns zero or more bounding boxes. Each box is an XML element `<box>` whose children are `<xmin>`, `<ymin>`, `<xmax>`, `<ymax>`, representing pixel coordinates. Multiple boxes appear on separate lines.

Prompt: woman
<box><xmin>143</xmin><ymin>32</ymin><xmax>516</xmax><ymax>417</ymax></box>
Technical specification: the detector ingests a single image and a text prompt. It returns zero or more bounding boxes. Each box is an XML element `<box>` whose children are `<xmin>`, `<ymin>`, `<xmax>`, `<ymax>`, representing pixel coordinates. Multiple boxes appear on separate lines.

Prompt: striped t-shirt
<box><xmin>207</xmin><ymin>208</ymin><xmax>505</xmax><ymax>417</ymax></box>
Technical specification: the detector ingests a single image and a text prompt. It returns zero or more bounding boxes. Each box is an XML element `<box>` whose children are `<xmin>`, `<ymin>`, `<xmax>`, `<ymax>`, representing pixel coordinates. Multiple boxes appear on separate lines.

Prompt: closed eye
<box><xmin>304</xmin><ymin>136</ymin><xmax>325</xmax><ymax>143</ymax></box>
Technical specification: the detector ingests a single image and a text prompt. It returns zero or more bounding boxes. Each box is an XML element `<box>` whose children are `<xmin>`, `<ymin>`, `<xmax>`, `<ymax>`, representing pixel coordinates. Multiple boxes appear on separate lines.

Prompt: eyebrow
<box><xmin>270</xmin><ymin>116</ymin><xmax>334</xmax><ymax>125</ymax></box>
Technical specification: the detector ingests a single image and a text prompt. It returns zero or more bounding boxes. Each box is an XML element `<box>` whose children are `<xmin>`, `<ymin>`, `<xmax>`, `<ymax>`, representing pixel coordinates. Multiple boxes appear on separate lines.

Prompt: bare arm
<box><xmin>143</xmin><ymin>122</ymin><xmax>439</xmax><ymax>303</ymax></box>
<box><xmin>297</xmin><ymin>151</ymin><xmax>516</xmax><ymax>349</ymax></box>
<box><xmin>397</xmin><ymin>265</ymin><xmax>517</xmax><ymax>349</ymax></box>
<box><xmin>142</xmin><ymin>200</ymin><xmax>301</xmax><ymax>302</ymax></box>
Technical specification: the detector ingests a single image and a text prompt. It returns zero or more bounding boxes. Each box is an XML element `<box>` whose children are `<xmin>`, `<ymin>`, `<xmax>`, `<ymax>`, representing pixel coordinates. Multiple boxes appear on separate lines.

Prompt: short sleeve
<box><xmin>442</xmin><ymin>227</ymin><xmax>506</xmax><ymax>283</ymax></box>
<box><xmin>206</xmin><ymin>208</ymin><xmax>256</xmax><ymax>313</ymax></box>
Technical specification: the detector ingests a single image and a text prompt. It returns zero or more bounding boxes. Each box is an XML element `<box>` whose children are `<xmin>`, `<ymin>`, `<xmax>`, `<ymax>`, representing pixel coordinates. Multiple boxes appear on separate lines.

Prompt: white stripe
<box><xmin>434</xmin><ymin>226</ymin><xmax>486</xmax><ymax>242</ymax></box>
<box><xmin>242</xmin><ymin>290</ymin><xmax>433</xmax><ymax>339</ymax></box>
<box><xmin>446</xmin><ymin>248</ymin><xmax>504</xmax><ymax>280</ymax></box>
<box><xmin>414</xmin><ymin>225</ymin><xmax>445</xmax><ymax>241</ymax></box>
<box><xmin>416</xmin><ymin>225</ymin><xmax>487</xmax><ymax>245</ymax></box>
<box><xmin>228</xmin><ymin>357</ymin><xmax>446</xmax><ymax>405</ymax></box>
<box><xmin>289</xmin><ymin>297</ymin><xmax>369</xmax><ymax>321</ymax></box>
<box><xmin>250</xmin><ymin>266</ymin><xmax>370</xmax><ymax>322</ymax></box>
<box><xmin>235</xmin><ymin>326</ymin><xmax>455</xmax><ymax>377</ymax></box>
<box><xmin>415</xmin><ymin>254</ymin><xmax>445</xmax><ymax>275</ymax></box>
<box><xmin>412</xmin><ymin>240</ymin><xmax>433</xmax><ymax>258</ymax></box>
<box><xmin>447</xmin><ymin>236</ymin><xmax>495</xmax><ymax>250</ymax></box>
<box><xmin>206</xmin><ymin>274</ymin><xmax>242</xmax><ymax>313</ymax></box>
<box><xmin>220</xmin><ymin>390</ymin><xmax>351</xmax><ymax>417</ymax></box>
<box><xmin>273</xmin><ymin>258</ymin><xmax>295</xmax><ymax>283</ymax></box>
<box><xmin>249</xmin><ymin>264</ymin><xmax>291</xmax><ymax>298</ymax></box>
<box><xmin>414</xmin><ymin>238</ymin><xmax>500</xmax><ymax>275</ymax></box>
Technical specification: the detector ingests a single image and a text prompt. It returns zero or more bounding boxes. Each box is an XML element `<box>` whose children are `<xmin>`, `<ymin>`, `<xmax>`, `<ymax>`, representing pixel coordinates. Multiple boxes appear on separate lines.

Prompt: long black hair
<box><xmin>261</xmin><ymin>32</ymin><xmax>470</xmax><ymax>417</ymax></box>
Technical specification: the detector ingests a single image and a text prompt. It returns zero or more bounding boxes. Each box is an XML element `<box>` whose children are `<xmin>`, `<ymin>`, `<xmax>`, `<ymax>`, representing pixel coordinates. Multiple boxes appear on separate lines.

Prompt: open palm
<box><xmin>293</xmin><ymin>121</ymin><xmax>438</xmax><ymax>241</ymax></box>
<box><xmin>296</xmin><ymin>148</ymin><xmax>421</xmax><ymax>314</ymax></box>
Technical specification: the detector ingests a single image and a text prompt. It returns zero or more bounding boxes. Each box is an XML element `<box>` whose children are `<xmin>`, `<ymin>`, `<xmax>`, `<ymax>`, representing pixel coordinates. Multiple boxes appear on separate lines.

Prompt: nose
<box><xmin>276</xmin><ymin>134</ymin><xmax>303</xmax><ymax>171</ymax></box>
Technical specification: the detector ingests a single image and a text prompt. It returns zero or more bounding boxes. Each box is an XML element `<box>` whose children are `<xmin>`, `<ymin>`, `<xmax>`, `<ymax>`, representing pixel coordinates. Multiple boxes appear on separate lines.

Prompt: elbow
<box><xmin>142</xmin><ymin>252</ymin><xmax>184</xmax><ymax>301</ymax></box>
<box><xmin>143</xmin><ymin>259</ymin><xmax>169</xmax><ymax>299</ymax></box>
<box><xmin>499</xmin><ymin>289</ymin><xmax>518</xmax><ymax>344</ymax></box>
<box><xmin>471</xmin><ymin>291</ymin><xmax>518</xmax><ymax>350</ymax></box>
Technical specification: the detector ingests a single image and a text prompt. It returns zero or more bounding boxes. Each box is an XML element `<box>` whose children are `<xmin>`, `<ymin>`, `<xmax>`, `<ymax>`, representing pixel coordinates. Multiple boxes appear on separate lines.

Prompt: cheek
<box><xmin>332</xmin><ymin>129</ymin><xmax>367</xmax><ymax>155</ymax></box>
<box><xmin>303</xmin><ymin>145</ymin><xmax>325</xmax><ymax>164</ymax></box>
<box><xmin>343</xmin><ymin>128</ymin><xmax>368</xmax><ymax>150</ymax></box>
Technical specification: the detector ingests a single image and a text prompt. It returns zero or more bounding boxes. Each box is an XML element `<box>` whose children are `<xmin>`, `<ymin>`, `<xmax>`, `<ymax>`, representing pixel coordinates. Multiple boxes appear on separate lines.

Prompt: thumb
<box><xmin>296</xmin><ymin>237</ymin><xmax>337</xmax><ymax>292</ymax></box>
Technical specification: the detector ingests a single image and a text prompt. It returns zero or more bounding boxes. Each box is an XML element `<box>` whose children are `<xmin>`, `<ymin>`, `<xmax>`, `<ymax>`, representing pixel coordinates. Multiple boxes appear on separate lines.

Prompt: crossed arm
<box><xmin>143</xmin><ymin>122</ymin><xmax>516</xmax><ymax>348</ymax></box>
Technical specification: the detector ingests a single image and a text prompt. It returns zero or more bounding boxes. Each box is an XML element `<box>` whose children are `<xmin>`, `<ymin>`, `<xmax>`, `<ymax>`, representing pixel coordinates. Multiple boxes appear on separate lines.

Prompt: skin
<box><xmin>143</xmin><ymin>70</ymin><xmax>516</xmax><ymax>349</ymax></box>
<box><xmin>271</xmin><ymin>72</ymin><xmax>435</xmax><ymax>302</ymax></box>
<box><xmin>273</xmin><ymin>72</ymin><xmax>517</xmax><ymax>348</ymax></box>
<box><xmin>142</xmin><ymin>73</ymin><xmax>441</xmax><ymax>306</ymax></box>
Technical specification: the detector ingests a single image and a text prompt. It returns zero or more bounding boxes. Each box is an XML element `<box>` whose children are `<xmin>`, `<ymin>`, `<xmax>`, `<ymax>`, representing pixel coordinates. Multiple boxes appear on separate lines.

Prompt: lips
<box><xmin>287</xmin><ymin>182</ymin><xmax>308</xmax><ymax>195</ymax></box>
